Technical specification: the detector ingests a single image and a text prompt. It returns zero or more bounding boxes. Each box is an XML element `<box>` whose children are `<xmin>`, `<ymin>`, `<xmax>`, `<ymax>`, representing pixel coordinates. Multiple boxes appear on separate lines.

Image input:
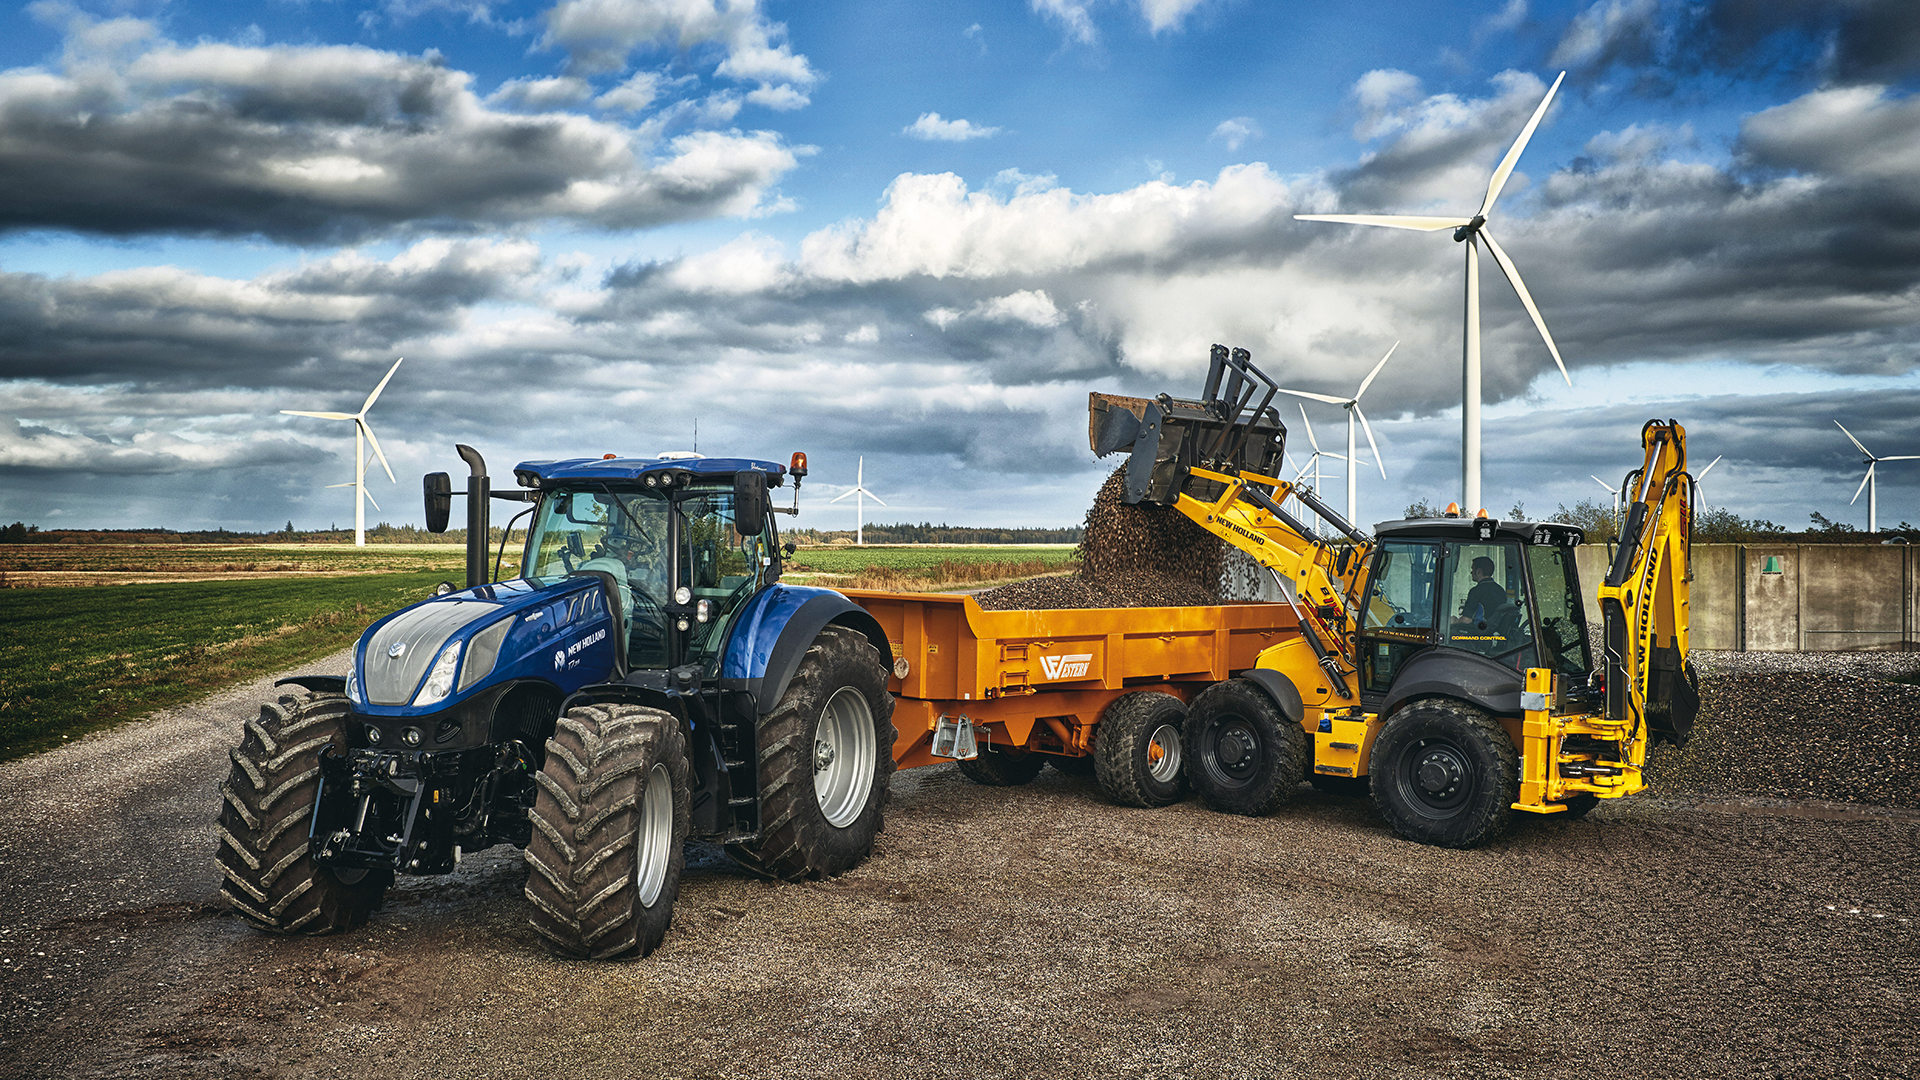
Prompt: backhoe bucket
<box><xmin>1089</xmin><ymin>344</ymin><xmax>1287</xmax><ymax>505</ymax></box>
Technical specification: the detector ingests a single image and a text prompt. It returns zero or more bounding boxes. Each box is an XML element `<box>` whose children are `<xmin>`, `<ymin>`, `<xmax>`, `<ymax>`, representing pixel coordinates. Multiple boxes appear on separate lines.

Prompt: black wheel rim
<box><xmin>1199</xmin><ymin>716</ymin><xmax>1262</xmax><ymax>789</ymax></box>
<box><xmin>1397</xmin><ymin>736</ymin><xmax>1476</xmax><ymax>818</ymax></box>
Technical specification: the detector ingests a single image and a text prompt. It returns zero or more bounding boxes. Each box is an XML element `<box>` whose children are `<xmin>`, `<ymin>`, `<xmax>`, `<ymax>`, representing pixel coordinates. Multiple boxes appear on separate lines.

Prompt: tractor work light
<box><xmin>696</xmin><ymin>599</ymin><xmax>712</xmax><ymax>624</ymax></box>
<box><xmin>644</xmin><ymin>473</ymin><xmax>658</xmax><ymax>487</ymax></box>
<box><xmin>401</xmin><ymin>727</ymin><xmax>423</xmax><ymax>747</ymax></box>
<box><xmin>674</xmin><ymin>586</ymin><xmax>693</xmax><ymax>606</ymax></box>
<box><xmin>365</xmin><ymin>725</ymin><xmax>381</xmax><ymax>744</ymax></box>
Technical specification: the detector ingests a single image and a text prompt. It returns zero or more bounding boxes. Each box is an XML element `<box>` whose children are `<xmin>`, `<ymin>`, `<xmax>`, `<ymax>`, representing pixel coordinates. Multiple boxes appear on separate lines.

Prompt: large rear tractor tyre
<box><xmin>525</xmin><ymin>703</ymin><xmax>691</xmax><ymax>960</ymax></box>
<box><xmin>1370</xmin><ymin>699</ymin><xmax>1519</xmax><ymax>849</ymax></box>
<box><xmin>1093</xmin><ymin>691</ymin><xmax>1189</xmax><ymax>808</ymax></box>
<box><xmin>1185</xmin><ymin>679</ymin><xmax>1306</xmax><ymax>816</ymax></box>
<box><xmin>957</xmin><ymin>744</ymin><xmax>1048</xmax><ymax>786</ymax></box>
<box><xmin>727</xmin><ymin>626</ymin><xmax>896</xmax><ymax>881</ymax></box>
<box><xmin>217</xmin><ymin>690</ymin><xmax>391</xmax><ymax>934</ymax></box>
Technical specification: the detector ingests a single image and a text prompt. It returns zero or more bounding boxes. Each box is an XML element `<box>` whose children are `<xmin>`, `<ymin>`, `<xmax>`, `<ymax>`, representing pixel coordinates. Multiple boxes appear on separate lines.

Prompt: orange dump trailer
<box><xmin>841</xmin><ymin>590</ymin><xmax>1299</xmax><ymax>774</ymax></box>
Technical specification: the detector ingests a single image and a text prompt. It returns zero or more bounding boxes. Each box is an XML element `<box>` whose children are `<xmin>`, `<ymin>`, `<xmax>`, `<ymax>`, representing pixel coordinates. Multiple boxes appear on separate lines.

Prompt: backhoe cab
<box><xmin>1092</xmin><ymin>345</ymin><xmax>1698</xmax><ymax>847</ymax></box>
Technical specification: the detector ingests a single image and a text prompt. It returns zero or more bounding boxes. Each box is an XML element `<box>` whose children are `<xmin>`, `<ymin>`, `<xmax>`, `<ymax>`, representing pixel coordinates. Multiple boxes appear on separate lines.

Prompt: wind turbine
<box><xmin>1837</xmin><ymin>422</ymin><xmax>1917</xmax><ymax>534</ymax></box>
<box><xmin>830</xmin><ymin>456</ymin><xmax>887</xmax><ymax>546</ymax></box>
<box><xmin>1291</xmin><ymin>404</ymin><xmax>1343</xmax><ymax>536</ymax></box>
<box><xmin>1273</xmin><ymin>342</ymin><xmax>1397</xmax><ymax>524</ymax></box>
<box><xmin>1591</xmin><ymin>474</ymin><xmax>1621</xmax><ymax>527</ymax></box>
<box><xmin>282</xmin><ymin>357</ymin><xmax>404</xmax><ymax>548</ymax></box>
<box><xmin>1694</xmin><ymin>455</ymin><xmax>1722</xmax><ymax>499</ymax></box>
<box><xmin>1296</xmin><ymin>71</ymin><xmax>1571</xmax><ymax>514</ymax></box>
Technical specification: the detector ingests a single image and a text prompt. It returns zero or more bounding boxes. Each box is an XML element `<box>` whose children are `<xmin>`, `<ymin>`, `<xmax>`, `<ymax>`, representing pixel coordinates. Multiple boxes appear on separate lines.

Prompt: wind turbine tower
<box><xmin>1275</xmin><ymin>342</ymin><xmax>1397</xmax><ymax>525</ymax></box>
<box><xmin>830</xmin><ymin>456</ymin><xmax>887</xmax><ymax>546</ymax></box>
<box><xmin>1296</xmin><ymin>72</ymin><xmax>1572</xmax><ymax>514</ymax></box>
<box><xmin>282</xmin><ymin>357</ymin><xmax>404</xmax><ymax>548</ymax></box>
<box><xmin>1838</xmin><ymin>421</ymin><xmax>1917</xmax><ymax>534</ymax></box>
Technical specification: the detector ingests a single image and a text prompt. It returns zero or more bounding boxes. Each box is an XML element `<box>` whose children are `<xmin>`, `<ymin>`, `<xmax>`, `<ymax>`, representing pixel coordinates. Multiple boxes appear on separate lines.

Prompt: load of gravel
<box><xmin>976</xmin><ymin>467</ymin><xmax>1225</xmax><ymax>611</ymax></box>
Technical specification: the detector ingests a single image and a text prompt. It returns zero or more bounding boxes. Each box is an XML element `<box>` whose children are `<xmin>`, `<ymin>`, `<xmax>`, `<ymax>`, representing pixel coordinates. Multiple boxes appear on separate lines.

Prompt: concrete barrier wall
<box><xmin>1576</xmin><ymin>542</ymin><xmax>1916</xmax><ymax>653</ymax></box>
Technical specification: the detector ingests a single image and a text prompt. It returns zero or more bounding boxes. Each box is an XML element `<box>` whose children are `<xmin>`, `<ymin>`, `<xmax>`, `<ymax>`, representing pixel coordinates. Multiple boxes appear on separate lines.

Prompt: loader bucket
<box><xmin>1089</xmin><ymin>344</ymin><xmax>1287</xmax><ymax>505</ymax></box>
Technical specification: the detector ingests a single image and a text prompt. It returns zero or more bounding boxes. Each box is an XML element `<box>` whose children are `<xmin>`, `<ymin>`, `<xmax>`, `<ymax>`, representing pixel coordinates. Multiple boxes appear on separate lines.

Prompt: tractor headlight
<box><xmin>345</xmin><ymin>672</ymin><xmax>362</xmax><ymax>704</ymax></box>
<box><xmin>413</xmin><ymin>640</ymin><xmax>463</xmax><ymax>707</ymax></box>
<box><xmin>674</xmin><ymin>586</ymin><xmax>693</xmax><ymax>605</ymax></box>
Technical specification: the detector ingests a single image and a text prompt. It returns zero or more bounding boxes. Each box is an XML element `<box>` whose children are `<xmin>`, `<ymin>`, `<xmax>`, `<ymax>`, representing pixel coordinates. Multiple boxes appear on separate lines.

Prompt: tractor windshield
<box><xmin>522</xmin><ymin>489</ymin><xmax>674</xmax><ymax>669</ymax></box>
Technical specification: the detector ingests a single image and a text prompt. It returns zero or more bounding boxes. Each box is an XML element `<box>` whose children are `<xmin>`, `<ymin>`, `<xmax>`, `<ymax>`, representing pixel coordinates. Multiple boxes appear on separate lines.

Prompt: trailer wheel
<box><xmin>525</xmin><ymin>703</ymin><xmax>690</xmax><ymax>960</ymax></box>
<box><xmin>216</xmin><ymin>690</ymin><xmax>390</xmax><ymax>934</ymax></box>
<box><xmin>1370</xmin><ymin>698</ymin><xmax>1518</xmax><ymax>849</ymax></box>
<box><xmin>956</xmin><ymin>744</ymin><xmax>1048</xmax><ymax>786</ymax></box>
<box><xmin>1093</xmin><ymin>691</ymin><xmax>1188</xmax><ymax>808</ymax></box>
<box><xmin>1184</xmin><ymin>679</ymin><xmax>1306</xmax><ymax>816</ymax></box>
<box><xmin>727</xmin><ymin>625</ymin><xmax>896</xmax><ymax>881</ymax></box>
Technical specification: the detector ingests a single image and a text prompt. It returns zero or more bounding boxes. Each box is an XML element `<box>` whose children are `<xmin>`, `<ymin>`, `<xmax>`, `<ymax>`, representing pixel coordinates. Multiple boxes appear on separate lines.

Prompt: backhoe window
<box><xmin>1442</xmin><ymin>542</ymin><xmax>1536</xmax><ymax>670</ymax></box>
<box><xmin>677</xmin><ymin>489</ymin><xmax>774</xmax><ymax>674</ymax></box>
<box><xmin>1360</xmin><ymin>540</ymin><xmax>1439</xmax><ymax>694</ymax></box>
<box><xmin>1527</xmin><ymin>545</ymin><xmax>1592</xmax><ymax>677</ymax></box>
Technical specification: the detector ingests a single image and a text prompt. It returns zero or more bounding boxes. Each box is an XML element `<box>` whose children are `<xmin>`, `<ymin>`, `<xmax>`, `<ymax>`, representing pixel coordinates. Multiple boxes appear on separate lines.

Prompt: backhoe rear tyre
<box><xmin>216</xmin><ymin>690</ymin><xmax>391</xmax><ymax>934</ymax></box>
<box><xmin>525</xmin><ymin>703</ymin><xmax>691</xmax><ymax>960</ymax></box>
<box><xmin>726</xmin><ymin>625</ymin><xmax>896</xmax><ymax>881</ymax></box>
<box><xmin>1093</xmin><ymin>691</ymin><xmax>1188</xmax><ymax>808</ymax></box>
<box><xmin>1185</xmin><ymin>679</ymin><xmax>1306</xmax><ymax>816</ymax></box>
<box><xmin>957</xmin><ymin>744</ymin><xmax>1048</xmax><ymax>786</ymax></box>
<box><xmin>1370</xmin><ymin>699</ymin><xmax>1518</xmax><ymax>849</ymax></box>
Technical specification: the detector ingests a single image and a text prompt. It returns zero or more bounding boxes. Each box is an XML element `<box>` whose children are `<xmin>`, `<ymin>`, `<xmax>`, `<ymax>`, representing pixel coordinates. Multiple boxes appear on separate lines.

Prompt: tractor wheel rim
<box><xmin>634</xmin><ymin>762</ymin><xmax>673</xmax><ymax>907</ymax></box>
<box><xmin>1146</xmin><ymin>723</ymin><xmax>1182</xmax><ymax>783</ymax></box>
<box><xmin>814</xmin><ymin>686</ymin><xmax>876</xmax><ymax>828</ymax></box>
<box><xmin>1401</xmin><ymin>737</ymin><xmax>1474</xmax><ymax>817</ymax></box>
<box><xmin>1205</xmin><ymin>717</ymin><xmax>1261</xmax><ymax>786</ymax></box>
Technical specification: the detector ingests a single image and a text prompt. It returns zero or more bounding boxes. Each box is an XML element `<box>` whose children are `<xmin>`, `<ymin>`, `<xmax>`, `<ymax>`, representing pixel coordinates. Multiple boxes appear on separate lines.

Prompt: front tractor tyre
<box><xmin>1185</xmin><ymin>679</ymin><xmax>1306</xmax><ymax>817</ymax></box>
<box><xmin>727</xmin><ymin>626</ymin><xmax>897</xmax><ymax>881</ymax></box>
<box><xmin>525</xmin><ymin>703</ymin><xmax>691</xmax><ymax>960</ymax></box>
<box><xmin>217</xmin><ymin>690</ymin><xmax>391</xmax><ymax>934</ymax></box>
<box><xmin>1370</xmin><ymin>699</ymin><xmax>1519</xmax><ymax>849</ymax></box>
<box><xmin>1094</xmin><ymin>691</ymin><xmax>1189</xmax><ymax>808</ymax></box>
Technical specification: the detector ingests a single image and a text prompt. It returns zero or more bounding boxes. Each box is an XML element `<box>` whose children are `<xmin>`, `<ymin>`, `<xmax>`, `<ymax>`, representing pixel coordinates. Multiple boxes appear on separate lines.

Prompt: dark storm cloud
<box><xmin>0</xmin><ymin>20</ymin><xmax>802</xmax><ymax>243</ymax></box>
<box><xmin>1550</xmin><ymin>0</ymin><xmax>1920</xmax><ymax>89</ymax></box>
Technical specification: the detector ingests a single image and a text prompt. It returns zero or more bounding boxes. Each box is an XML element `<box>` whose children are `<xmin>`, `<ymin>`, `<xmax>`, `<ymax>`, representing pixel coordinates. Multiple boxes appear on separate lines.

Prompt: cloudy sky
<box><xmin>2</xmin><ymin>0</ymin><xmax>1918</xmax><ymax>534</ymax></box>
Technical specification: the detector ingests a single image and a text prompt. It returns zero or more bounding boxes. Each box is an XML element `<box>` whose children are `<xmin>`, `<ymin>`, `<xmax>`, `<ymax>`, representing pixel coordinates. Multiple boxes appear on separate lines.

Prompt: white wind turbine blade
<box><xmin>1354</xmin><ymin>341</ymin><xmax>1398</xmax><ymax>402</ymax></box>
<box><xmin>282</xmin><ymin>410</ymin><xmax>355</xmax><ymax>421</ymax></box>
<box><xmin>1590</xmin><ymin>475</ymin><xmax>1618</xmax><ymax>493</ymax></box>
<box><xmin>866</xmin><ymin>491</ymin><xmax>888</xmax><ymax>507</ymax></box>
<box><xmin>361</xmin><ymin>488</ymin><xmax>382</xmax><ymax>513</ymax></box>
<box><xmin>1353</xmin><ymin>403</ymin><xmax>1387</xmax><ymax>479</ymax></box>
<box><xmin>1852</xmin><ymin>464</ymin><xmax>1874</xmax><ymax>505</ymax></box>
<box><xmin>1835</xmin><ymin>420</ymin><xmax>1873</xmax><ymax>457</ymax></box>
<box><xmin>829</xmin><ymin>488</ymin><xmax>857</xmax><ymax>503</ymax></box>
<box><xmin>358</xmin><ymin>419</ymin><xmax>396</xmax><ymax>483</ymax></box>
<box><xmin>1879</xmin><ymin>455</ymin><xmax>1920</xmax><ymax>462</ymax></box>
<box><xmin>1274</xmin><ymin>387</ymin><xmax>1350</xmax><ymax>407</ymax></box>
<box><xmin>1480</xmin><ymin>71</ymin><xmax>1565</xmax><ymax>219</ymax></box>
<box><xmin>1293</xmin><ymin>213</ymin><xmax>1474</xmax><ymax>232</ymax></box>
<box><xmin>359</xmin><ymin>357</ymin><xmax>405</xmax><ymax>415</ymax></box>
<box><xmin>1297</xmin><ymin>404</ymin><xmax>1322</xmax><ymax>452</ymax></box>
<box><xmin>1480</xmin><ymin>228</ymin><xmax>1570</xmax><ymax>385</ymax></box>
<box><xmin>1697</xmin><ymin>455</ymin><xmax>1722</xmax><ymax>480</ymax></box>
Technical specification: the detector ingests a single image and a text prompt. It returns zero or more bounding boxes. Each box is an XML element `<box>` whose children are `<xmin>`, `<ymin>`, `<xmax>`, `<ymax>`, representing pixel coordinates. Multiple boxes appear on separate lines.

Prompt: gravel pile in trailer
<box><xmin>976</xmin><ymin>467</ymin><xmax>1225</xmax><ymax>610</ymax></box>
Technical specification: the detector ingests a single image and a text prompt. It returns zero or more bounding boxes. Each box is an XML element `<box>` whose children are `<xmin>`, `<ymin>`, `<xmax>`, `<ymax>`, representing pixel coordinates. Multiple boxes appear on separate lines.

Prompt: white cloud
<box><xmin>1210</xmin><ymin>116</ymin><xmax>1261</xmax><ymax>152</ymax></box>
<box><xmin>1139</xmin><ymin>0</ymin><xmax>1212</xmax><ymax>33</ymax></box>
<box><xmin>746</xmin><ymin>83</ymin><xmax>809</xmax><ymax>110</ymax></box>
<box><xmin>594</xmin><ymin>70</ymin><xmax>660</xmax><ymax>112</ymax></box>
<box><xmin>487</xmin><ymin>75</ymin><xmax>594</xmax><ymax>109</ymax></box>
<box><xmin>539</xmin><ymin>0</ymin><xmax>819</xmax><ymax>89</ymax></box>
<box><xmin>663</xmin><ymin>233</ymin><xmax>792</xmax><ymax>294</ymax></box>
<box><xmin>1031</xmin><ymin>0</ymin><xmax>1098</xmax><ymax>45</ymax></box>
<box><xmin>904</xmin><ymin>112</ymin><xmax>1001</xmax><ymax>142</ymax></box>
<box><xmin>843</xmin><ymin>324</ymin><xmax>879</xmax><ymax>343</ymax></box>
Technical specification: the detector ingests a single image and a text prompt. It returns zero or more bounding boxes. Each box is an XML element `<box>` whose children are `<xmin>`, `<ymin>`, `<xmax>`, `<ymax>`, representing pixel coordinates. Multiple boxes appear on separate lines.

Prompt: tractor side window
<box><xmin>1527</xmin><ymin>545</ymin><xmax>1592</xmax><ymax>677</ymax></box>
<box><xmin>1442</xmin><ymin>542</ymin><xmax>1536</xmax><ymax>669</ymax></box>
<box><xmin>1359</xmin><ymin>541</ymin><xmax>1437</xmax><ymax>694</ymax></box>
<box><xmin>677</xmin><ymin>490</ymin><xmax>773</xmax><ymax>673</ymax></box>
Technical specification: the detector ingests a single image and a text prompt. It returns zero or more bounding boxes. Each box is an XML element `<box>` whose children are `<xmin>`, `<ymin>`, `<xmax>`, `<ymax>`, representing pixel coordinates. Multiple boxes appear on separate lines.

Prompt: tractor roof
<box><xmin>1372</xmin><ymin>517</ymin><xmax>1586</xmax><ymax>547</ymax></box>
<box><xmin>513</xmin><ymin>455</ymin><xmax>786</xmax><ymax>486</ymax></box>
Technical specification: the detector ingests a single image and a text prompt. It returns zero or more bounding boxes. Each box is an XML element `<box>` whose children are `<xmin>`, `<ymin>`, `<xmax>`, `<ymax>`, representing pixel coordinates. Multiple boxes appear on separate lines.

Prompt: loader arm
<box><xmin>1595</xmin><ymin>419</ymin><xmax>1699</xmax><ymax>748</ymax></box>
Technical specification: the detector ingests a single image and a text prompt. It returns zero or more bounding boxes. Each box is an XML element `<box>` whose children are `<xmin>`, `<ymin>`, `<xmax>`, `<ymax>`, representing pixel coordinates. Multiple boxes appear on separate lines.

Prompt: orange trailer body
<box><xmin>839</xmin><ymin>590</ymin><xmax>1300</xmax><ymax>770</ymax></box>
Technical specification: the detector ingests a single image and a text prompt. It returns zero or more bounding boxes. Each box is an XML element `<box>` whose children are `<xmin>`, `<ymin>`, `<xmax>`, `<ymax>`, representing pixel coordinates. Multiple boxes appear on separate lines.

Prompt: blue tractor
<box><xmin>217</xmin><ymin>446</ymin><xmax>898</xmax><ymax>958</ymax></box>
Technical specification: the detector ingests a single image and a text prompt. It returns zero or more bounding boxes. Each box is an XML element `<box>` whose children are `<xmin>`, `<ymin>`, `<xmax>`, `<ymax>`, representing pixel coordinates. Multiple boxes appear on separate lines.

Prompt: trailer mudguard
<box><xmin>1381</xmin><ymin>647</ymin><xmax>1525</xmax><ymax>719</ymax></box>
<box><xmin>1236</xmin><ymin>668</ymin><xmax>1305</xmax><ymax>725</ymax></box>
<box><xmin>720</xmin><ymin>584</ymin><xmax>891</xmax><ymax>713</ymax></box>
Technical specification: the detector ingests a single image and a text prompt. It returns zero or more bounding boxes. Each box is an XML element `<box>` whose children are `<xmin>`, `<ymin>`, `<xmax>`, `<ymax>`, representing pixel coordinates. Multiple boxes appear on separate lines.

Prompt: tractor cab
<box><xmin>1355</xmin><ymin>515</ymin><xmax>1591</xmax><ymax>705</ymax></box>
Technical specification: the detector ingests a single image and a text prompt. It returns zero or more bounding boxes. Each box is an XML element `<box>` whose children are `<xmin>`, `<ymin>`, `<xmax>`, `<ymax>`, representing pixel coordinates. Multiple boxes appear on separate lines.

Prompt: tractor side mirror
<box><xmin>734</xmin><ymin>470</ymin><xmax>769</xmax><ymax>535</ymax></box>
<box><xmin>424</xmin><ymin>472</ymin><xmax>452</xmax><ymax>533</ymax></box>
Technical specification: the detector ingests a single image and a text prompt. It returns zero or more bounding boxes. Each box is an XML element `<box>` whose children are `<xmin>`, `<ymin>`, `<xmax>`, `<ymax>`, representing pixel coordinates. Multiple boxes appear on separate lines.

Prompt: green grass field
<box><xmin>786</xmin><ymin>545</ymin><xmax>1077</xmax><ymax>586</ymax></box>
<box><xmin>0</xmin><ymin>572</ymin><xmax>447</xmax><ymax>761</ymax></box>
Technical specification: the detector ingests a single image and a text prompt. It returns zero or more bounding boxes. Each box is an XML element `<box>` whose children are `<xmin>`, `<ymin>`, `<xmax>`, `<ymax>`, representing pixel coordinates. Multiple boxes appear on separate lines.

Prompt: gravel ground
<box><xmin>2</xmin><ymin>648</ymin><xmax>1916</xmax><ymax>1080</ymax></box>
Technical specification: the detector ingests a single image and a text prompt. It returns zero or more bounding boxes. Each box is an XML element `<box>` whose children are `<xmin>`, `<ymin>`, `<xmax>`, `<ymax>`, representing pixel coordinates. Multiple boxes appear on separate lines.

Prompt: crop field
<box><xmin>0</xmin><ymin>572</ymin><xmax>447</xmax><ymax>760</ymax></box>
<box><xmin>787</xmin><ymin>544</ymin><xmax>1077</xmax><ymax>591</ymax></box>
<box><xmin>0</xmin><ymin>543</ymin><xmax>468</xmax><ymax>587</ymax></box>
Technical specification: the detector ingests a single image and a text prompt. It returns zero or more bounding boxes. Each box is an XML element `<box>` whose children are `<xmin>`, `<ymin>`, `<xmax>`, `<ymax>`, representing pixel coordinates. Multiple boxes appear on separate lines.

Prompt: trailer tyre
<box><xmin>727</xmin><ymin>625</ymin><xmax>896</xmax><ymax>881</ymax></box>
<box><xmin>216</xmin><ymin>690</ymin><xmax>391</xmax><ymax>934</ymax></box>
<box><xmin>957</xmin><ymin>744</ymin><xmax>1048</xmax><ymax>786</ymax></box>
<box><xmin>1370</xmin><ymin>698</ymin><xmax>1518</xmax><ymax>849</ymax></box>
<box><xmin>1185</xmin><ymin>679</ymin><xmax>1306</xmax><ymax>816</ymax></box>
<box><xmin>1093</xmin><ymin>691</ymin><xmax>1189</xmax><ymax>808</ymax></box>
<box><xmin>525</xmin><ymin>703</ymin><xmax>690</xmax><ymax>960</ymax></box>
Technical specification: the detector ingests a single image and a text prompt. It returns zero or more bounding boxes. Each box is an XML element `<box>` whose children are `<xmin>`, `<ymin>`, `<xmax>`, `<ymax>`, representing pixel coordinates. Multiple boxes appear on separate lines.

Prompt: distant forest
<box><xmin>1402</xmin><ymin>499</ymin><xmax>1917</xmax><ymax>545</ymax></box>
<box><xmin>785</xmin><ymin>522</ymin><xmax>1081</xmax><ymax>545</ymax></box>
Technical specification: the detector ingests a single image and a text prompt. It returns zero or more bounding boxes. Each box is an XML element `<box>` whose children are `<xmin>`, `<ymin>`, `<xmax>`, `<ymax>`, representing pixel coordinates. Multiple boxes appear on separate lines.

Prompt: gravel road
<box><xmin>2</xmin><ymin>649</ymin><xmax>1916</xmax><ymax>1080</ymax></box>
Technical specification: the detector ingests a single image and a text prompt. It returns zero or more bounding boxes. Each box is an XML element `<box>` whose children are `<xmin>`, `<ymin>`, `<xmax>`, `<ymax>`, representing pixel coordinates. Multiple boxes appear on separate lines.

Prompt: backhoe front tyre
<box><xmin>1093</xmin><ymin>691</ymin><xmax>1188</xmax><ymax>808</ymax></box>
<box><xmin>1370</xmin><ymin>699</ymin><xmax>1518</xmax><ymax>849</ymax></box>
<box><xmin>216</xmin><ymin>690</ymin><xmax>390</xmax><ymax>934</ymax></box>
<box><xmin>727</xmin><ymin>626</ymin><xmax>896</xmax><ymax>881</ymax></box>
<box><xmin>956</xmin><ymin>744</ymin><xmax>1048</xmax><ymax>786</ymax></box>
<box><xmin>1185</xmin><ymin>679</ymin><xmax>1306</xmax><ymax>816</ymax></box>
<box><xmin>525</xmin><ymin>703</ymin><xmax>691</xmax><ymax>960</ymax></box>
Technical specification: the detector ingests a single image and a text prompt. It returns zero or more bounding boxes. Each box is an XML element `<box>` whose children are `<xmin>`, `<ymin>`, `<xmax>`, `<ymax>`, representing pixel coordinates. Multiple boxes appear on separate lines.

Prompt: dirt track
<box><xmin>2</xmin><ymin>650</ymin><xmax>1916</xmax><ymax>1080</ymax></box>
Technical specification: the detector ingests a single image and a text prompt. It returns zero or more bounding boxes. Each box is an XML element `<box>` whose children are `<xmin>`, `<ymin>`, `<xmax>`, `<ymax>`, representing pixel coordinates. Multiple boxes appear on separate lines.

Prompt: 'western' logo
<box><xmin>1039</xmin><ymin>653</ymin><xmax>1094</xmax><ymax>679</ymax></box>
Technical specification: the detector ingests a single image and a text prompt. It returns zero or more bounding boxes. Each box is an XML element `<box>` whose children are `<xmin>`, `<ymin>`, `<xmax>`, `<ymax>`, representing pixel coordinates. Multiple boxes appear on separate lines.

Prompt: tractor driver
<box><xmin>1452</xmin><ymin>556</ymin><xmax>1508</xmax><ymax>628</ymax></box>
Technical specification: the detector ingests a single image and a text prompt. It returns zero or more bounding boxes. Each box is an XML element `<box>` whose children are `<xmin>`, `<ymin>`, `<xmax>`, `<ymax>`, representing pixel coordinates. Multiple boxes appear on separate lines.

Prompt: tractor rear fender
<box><xmin>1233</xmin><ymin>668</ymin><xmax>1306</xmax><ymax>726</ymax></box>
<box><xmin>720</xmin><ymin>584</ymin><xmax>892</xmax><ymax>714</ymax></box>
<box><xmin>1381</xmin><ymin>648</ymin><xmax>1525</xmax><ymax>720</ymax></box>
